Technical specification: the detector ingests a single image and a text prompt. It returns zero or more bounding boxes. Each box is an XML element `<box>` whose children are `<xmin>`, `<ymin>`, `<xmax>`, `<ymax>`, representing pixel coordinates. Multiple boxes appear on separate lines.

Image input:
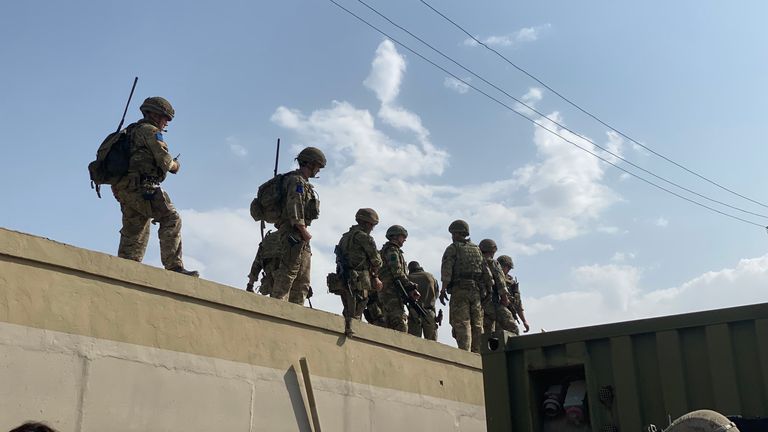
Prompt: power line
<box><xmin>326</xmin><ymin>0</ymin><xmax>767</xmax><ymax>229</ymax></box>
<box><xmin>417</xmin><ymin>0</ymin><xmax>768</xmax><ymax>210</ymax></box>
<box><xmin>351</xmin><ymin>0</ymin><xmax>768</xmax><ymax>221</ymax></box>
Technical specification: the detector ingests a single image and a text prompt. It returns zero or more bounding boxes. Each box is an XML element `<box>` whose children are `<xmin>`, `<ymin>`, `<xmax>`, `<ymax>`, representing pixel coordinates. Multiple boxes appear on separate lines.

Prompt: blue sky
<box><xmin>2</xmin><ymin>1</ymin><xmax>768</xmax><ymax>345</ymax></box>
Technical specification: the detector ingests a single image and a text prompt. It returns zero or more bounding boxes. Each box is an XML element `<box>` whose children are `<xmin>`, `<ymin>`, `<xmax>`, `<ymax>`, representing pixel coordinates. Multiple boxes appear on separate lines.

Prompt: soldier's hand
<box><xmin>523</xmin><ymin>321</ymin><xmax>530</xmax><ymax>333</ymax></box>
<box><xmin>439</xmin><ymin>289</ymin><xmax>448</xmax><ymax>305</ymax></box>
<box><xmin>436</xmin><ymin>309</ymin><xmax>444</xmax><ymax>326</ymax></box>
<box><xmin>169</xmin><ymin>159</ymin><xmax>180</xmax><ymax>174</ymax></box>
<box><xmin>373</xmin><ymin>277</ymin><xmax>383</xmax><ymax>292</ymax></box>
<box><xmin>409</xmin><ymin>289</ymin><xmax>421</xmax><ymax>301</ymax></box>
<box><xmin>500</xmin><ymin>293</ymin><xmax>510</xmax><ymax>306</ymax></box>
<box><xmin>296</xmin><ymin>224</ymin><xmax>312</xmax><ymax>242</ymax></box>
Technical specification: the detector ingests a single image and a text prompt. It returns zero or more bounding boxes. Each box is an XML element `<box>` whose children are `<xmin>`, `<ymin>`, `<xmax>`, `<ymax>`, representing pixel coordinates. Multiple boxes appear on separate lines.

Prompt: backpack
<box><xmin>250</xmin><ymin>173</ymin><xmax>287</xmax><ymax>223</ymax></box>
<box><xmin>88</xmin><ymin>128</ymin><xmax>132</xmax><ymax>198</ymax></box>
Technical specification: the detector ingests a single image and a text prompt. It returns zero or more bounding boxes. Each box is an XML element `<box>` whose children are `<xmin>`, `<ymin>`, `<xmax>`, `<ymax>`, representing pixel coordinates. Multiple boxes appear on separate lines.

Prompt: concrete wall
<box><xmin>0</xmin><ymin>228</ymin><xmax>485</xmax><ymax>432</ymax></box>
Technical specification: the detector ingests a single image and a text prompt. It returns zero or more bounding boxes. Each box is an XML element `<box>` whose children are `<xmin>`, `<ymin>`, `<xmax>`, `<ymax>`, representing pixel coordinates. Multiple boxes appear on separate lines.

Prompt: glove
<box><xmin>435</xmin><ymin>309</ymin><xmax>444</xmax><ymax>327</ymax></box>
<box><xmin>439</xmin><ymin>289</ymin><xmax>448</xmax><ymax>306</ymax></box>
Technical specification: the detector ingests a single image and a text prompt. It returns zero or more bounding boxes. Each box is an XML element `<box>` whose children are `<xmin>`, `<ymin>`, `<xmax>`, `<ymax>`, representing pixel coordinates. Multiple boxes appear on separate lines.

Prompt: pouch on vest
<box><xmin>327</xmin><ymin>272</ymin><xmax>344</xmax><ymax>295</ymax></box>
<box><xmin>250</xmin><ymin>173</ymin><xmax>287</xmax><ymax>223</ymax></box>
<box><xmin>88</xmin><ymin>129</ymin><xmax>131</xmax><ymax>198</ymax></box>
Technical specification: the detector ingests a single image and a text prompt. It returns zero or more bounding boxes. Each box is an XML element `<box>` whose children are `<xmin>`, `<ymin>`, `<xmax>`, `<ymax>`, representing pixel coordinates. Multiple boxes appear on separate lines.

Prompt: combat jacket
<box><xmin>441</xmin><ymin>239</ymin><xmax>490</xmax><ymax>290</ymax></box>
<box><xmin>379</xmin><ymin>242</ymin><xmax>411</xmax><ymax>290</ymax></box>
<box><xmin>337</xmin><ymin>225</ymin><xmax>382</xmax><ymax>273</ymax></box>
<box><xmin>280</xmin><ymin>170</ymin><xmax>319</xmax><ymax>228</ymax></box>
<box><xmin>117</xmin><ymin>119</ymin><xmax>174</xmax><ymax>189</ymax></box>
<box><xmin>483</xmin><ymin>257</ymin><xmax>508</xmax><ymax>303</ymax></box>
<box><xmin>504</xmin><ymin>273</ymin><xmax>524</xmax><ymax>313</ymax></box>
<box><xmin>407</xmin><ymin>270</ymin><xmax>439</xmax><ymax>310</ymax></box>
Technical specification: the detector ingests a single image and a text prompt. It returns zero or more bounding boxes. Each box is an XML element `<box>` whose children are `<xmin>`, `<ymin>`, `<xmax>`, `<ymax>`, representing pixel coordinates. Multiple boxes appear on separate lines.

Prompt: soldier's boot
<box><xmin>344</xmin><ymin>317</ymin><xmax>354</xmax><ymax>337</ymax></box>
<box><xmin>170</xmin><ymin>267</ymin><xmax>200</xmax><ymax>277</ymax></box>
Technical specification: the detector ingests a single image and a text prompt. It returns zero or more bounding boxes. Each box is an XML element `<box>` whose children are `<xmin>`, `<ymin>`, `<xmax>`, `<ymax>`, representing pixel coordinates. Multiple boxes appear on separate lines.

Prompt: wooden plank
<box><xmin>299</xmin><ymin>357</ymin><xmax>322</xmax><ymax>432</ymax></box>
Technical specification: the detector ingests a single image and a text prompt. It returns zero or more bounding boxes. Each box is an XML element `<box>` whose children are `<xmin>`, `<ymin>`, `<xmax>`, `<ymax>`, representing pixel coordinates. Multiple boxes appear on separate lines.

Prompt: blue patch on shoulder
<box><xmin>155</xmin><ymin>132</ymin><xmax>164</xmax><ymax>141</ymax></box>
<box><xmin>296</xmin><ymin>184</ymin><xmax>304</xmax><ymax>193</ymax></box>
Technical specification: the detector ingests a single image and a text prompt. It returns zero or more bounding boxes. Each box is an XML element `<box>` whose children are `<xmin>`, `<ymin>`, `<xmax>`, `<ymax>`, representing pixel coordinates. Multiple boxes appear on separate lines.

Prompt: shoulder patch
<box><xmin>155</xmin><ymin>132</ymin><xmax>164</xmax><ymax>141</ymax></box>
<box><xmin>296</xmin><ymin>183</ymin><xmax>304</xmax><ymax>193</ymax></box>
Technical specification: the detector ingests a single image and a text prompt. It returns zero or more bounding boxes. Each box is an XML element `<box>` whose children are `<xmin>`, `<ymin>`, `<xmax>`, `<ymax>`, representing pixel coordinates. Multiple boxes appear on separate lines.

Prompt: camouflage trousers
<box><xmin>449</xmin><ymin>281</ymin><xmax>483</xmax><ymax>352</ymax></box>
<box><xmin>342</xmin><ymin>269</ymin><xmax>373</xmax><ymax>321</ymax></box>
<box><xmin>482</xmin><ymin>298</ymin><xmax>519</xmax><ymax>336</ymax></box>
<box><xmin>270</xmin><ymin>229</ymin><xmax>311</xmax><ymax>305</ymax></box>
<box><xmin>114</xmin><ymin>186</ymin><xmax>184</xmax><ymax>270</ymax></box>
<box><xmin>364</xmin><ymin>293</ymin><xmax>386</xmax><ymax>327</ymax></box>
<box><xmin>380</xmin><ymin>285</ymin><xmax>407</xmax><ymax>332</ymax></box>
<box><xmin>408</xmin><ymin>308</ymin><xmax>437</xmax><ymax>341</ymax></box>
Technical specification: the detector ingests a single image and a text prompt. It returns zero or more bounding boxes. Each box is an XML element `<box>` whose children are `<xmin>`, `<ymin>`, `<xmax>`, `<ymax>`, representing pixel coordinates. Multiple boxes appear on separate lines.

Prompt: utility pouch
<box><xmin>327</xmin><ymin>272</ymin><xmax>344</xmax><ymax>295</ymax></box>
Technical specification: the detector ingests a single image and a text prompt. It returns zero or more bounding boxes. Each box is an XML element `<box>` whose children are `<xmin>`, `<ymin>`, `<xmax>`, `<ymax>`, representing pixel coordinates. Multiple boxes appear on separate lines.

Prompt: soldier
<box><xmin>335</xmin><ymin>208</ymin><xmax>384</xmax><ymax>336</ymax></box>
<box><xmin>498</xmin><ymin>255</ymin><xmax>530</xmax><ymax>333</ymax></box>
<box><xmin>479</xmin><ymin>240</ymin><xmax>520</xmax><ymax>336</ymax></box>
<box><xmin>246</xmin><ymin>229</ymin><xmax>281</xmax><ymax>295</ymax></box>
<box><xmin>379</xmin><ymin>225</ymin><xmax>420</xmax><ymax>332</ymax></box>
<box><xmin>438</xmin><ymin>220</ymin><xmax>490</xmax><ymax>352</ymax></box>
<box><xmin>111</xmin><ymin>97</ymin><xmax>198</xmax><ymax>276</ymax></box>
<box><xmin>407</xmin><ymin>261</ymin><xmax>440</xmax><ymax>341</ymax></box>
<box><xmin>270</xmin><ymin>147</ymin><xmax>325</xmax><ymax>305</ymax></box>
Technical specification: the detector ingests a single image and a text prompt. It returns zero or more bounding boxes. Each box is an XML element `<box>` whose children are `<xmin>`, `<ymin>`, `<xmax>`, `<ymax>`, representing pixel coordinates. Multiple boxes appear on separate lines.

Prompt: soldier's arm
<box><xmin>135</xmin><ymin>125</ymin><xmax>174</xmax><ymax>174</ymax></box>
<box><xmin>440</xmin><ymin>245</ymin><xmax>456</xmax><ymax>288</ymax></box>
<box><xmin>361</xmin><ymin>234</ymin><xmax>383</xmax><ymax>274</ymax></box>
<box><xmin>283</xmin><ymin>175</ymin><xmax>307</xmax><ymax>229</ymax></box>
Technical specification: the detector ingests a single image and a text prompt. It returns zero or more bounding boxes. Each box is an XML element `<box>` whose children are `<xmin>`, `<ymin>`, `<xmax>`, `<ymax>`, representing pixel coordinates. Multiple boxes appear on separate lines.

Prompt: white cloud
<box><xmin>226</xmin><ymin>136</ymin><xmax>248</xmax><ymax>157</ymax></box>
<box><xmin>524</xmin><ymin>254</ymin><xmax>768</xmax><ymax>332</ymax></box>
<box><xmin>610</xmin><ymin>252</ymin><xmax>636</xmax><ymax>262</ymax></box>
<box><xmin>655</xmin><ymin>217</ymin><xmax>669</xmax><ymax>227</ymax></box>
<box><xmin>444</xmin><ymin>76</ymin><xmax>470</xmax><ymax>94</ymax></box>
<box><xmin>463</xmin><ymin>24</ymin><xmax>551</xmax><ymax>48</ymax></box>
<box><xmin>181</xmin><ymin>39</ymin><xmax>624</xmax><ymax>347</ymax></box>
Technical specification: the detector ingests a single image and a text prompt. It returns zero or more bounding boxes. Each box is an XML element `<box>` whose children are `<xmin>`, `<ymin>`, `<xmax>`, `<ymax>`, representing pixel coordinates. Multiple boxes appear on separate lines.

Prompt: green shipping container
<box><xmin>481</xmin><ymin>302</ymin><xmax>768</xmax><ymax>432</ymax></box>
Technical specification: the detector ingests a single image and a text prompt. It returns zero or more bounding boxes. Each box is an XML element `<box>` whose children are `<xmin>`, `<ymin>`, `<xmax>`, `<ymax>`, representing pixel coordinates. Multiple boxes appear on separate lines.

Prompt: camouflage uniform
<box><xmin>364</xmin><ymin>294</ymin><xmax>386</xmax><ymax>327</ymax></box>
<box><xmin>407</xmin><ymin>268</ymin><xmax>439</xmax><ymax>341</ymax></box>
<box><xmin>336</xmin><ymin>224</ymin><xmax>383</xmax><ymax>322</ymax></box>
<box><xmin>505</xmin><ymin>273</ymin><xmax>525</xmax><ymax>331</ymax></box>
<box><xmin>441</xmin><ymin>239</ymin><xmax>489</xmax><ymax>352</ymax></box>
<box><xmin>112</xmin><ymin>119</ymin><xmax>185</xmax><ymax>270</ymax></box>
<box><xmin>379</xmin><ymin>241</ymin><xmax>412</xmax><ymax>332</ymax></box>
<box><xmin>247</xmin><ymin>230</ymin><xmax>281</xmax><ymax>295</ymax></box>
<box><xmin>270</xmin><ymin>169</ymin><xmax>319</xmax><ymax>304</ymax></box>
<box><xmin>482</xmin><ymin>258</ymin><xmax>520</xmax><ymax>336</ymax></box>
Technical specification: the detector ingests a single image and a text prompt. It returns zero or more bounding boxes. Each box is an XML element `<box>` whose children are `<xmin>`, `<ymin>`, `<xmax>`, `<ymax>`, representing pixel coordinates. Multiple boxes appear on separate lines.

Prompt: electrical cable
<box><xmin>417</xmin><ymin>0</ymin><xmax>768</xmax><ymax>210</ymax></box>
<box><xmin>355</xmin><ymin>0</ymin><xmax>768</xmax><ymax>220</ymax></box>
<box><xmin>326</xmin><ymin>0</ymin><xmax>767</xmax><ymax>228</ymax></box>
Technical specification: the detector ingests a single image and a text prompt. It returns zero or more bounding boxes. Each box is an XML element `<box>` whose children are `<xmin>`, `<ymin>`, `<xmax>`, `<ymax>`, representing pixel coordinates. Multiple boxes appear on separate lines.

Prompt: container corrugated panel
<box><xmin>481</xmin><ymin>302</ymin><xmax>768</xmax><ymax>432</ymax></box>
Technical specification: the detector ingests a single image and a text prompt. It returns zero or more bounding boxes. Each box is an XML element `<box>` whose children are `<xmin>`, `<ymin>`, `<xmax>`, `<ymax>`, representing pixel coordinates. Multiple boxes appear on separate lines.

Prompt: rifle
<box><xmin>261</xmin><ymin>138</ymin><xmax>280</xmax><ymax>240</ymax></box>
<box><xmin>396</xmin><ymin>280</ymin><xmax>427</xmax><ymax>319</ymax></box>
<box><xmin>334</xmin><ymin>244</ymin><xmax>356</xmax><ymax>322</ymax></box>
<box><xmin>307</xmin><ymin>286</ymin><xmax>314</xmax><ymax>309</ymax></box>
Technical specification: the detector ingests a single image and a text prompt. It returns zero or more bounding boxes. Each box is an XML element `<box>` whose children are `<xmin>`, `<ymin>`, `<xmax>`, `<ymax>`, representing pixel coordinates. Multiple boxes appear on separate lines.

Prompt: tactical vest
<box><xmin>338</xmin><ymin>228</ymin><xmax>371</xmax><ymax>270</ymax></box>
<box><xmin>452</xmin><ymin>240</ymin><xmax>484</xmax><ymax>279</ymax></box>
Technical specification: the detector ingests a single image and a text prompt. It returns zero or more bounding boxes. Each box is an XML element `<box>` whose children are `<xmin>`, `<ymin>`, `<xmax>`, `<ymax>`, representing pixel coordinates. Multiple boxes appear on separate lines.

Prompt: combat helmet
<box><xmin>140</xmin><ymin>96</ymin><xmax>175</xmax><ymax>120</ymax></box>
<box><xmin>408</xmin><ymin>261</ymin><xmax>423</xmax><ymax>273</ymax></box>
<box><xmin>497</xmin><ymin>255</ymin><xmax>514</xmax><ymax>269</ymax></box>
<box><xmin>448</xmin><ymin>219</ymin><xmax>470</xmax><ymax>236</ymax></box>
<box><xmin>385</xmin><ymin>225</ymin><xmax>408</xmax><ymax>239</ymax></box>
<box><xmin>478</xmin><ymin>239</ymin><xmax>497</xmax><ymax>253</ymax></box>
<box><xmin>355</xmin><ymin>208</ymin><xmax>379</xmax><ymax>225</ymax></box>
<box><xmin>297</xmin><ymin>147</ymin><xmax>327</xmax><ymax>168</ymax></box>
